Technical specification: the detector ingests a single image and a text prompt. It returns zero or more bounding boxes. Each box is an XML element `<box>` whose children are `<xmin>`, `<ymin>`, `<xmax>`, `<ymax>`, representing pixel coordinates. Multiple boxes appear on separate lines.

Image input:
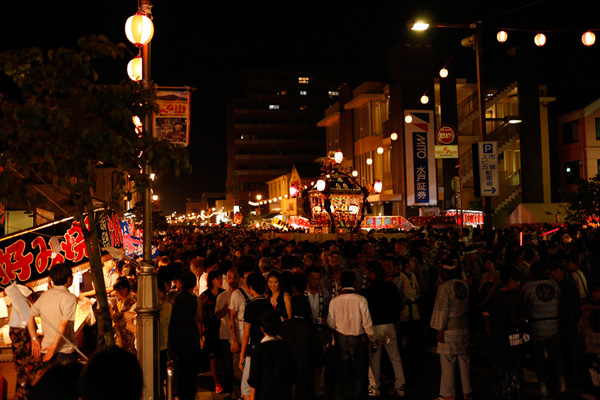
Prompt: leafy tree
<box><xmin>565</xmin><ymin>175</ymin><xmax>600</xmax><ymax>224</ymax></box>
<box><xmin>0</xmin><ymin>35</ymin><xmax>191</xmax><ymax>345</ymax></box>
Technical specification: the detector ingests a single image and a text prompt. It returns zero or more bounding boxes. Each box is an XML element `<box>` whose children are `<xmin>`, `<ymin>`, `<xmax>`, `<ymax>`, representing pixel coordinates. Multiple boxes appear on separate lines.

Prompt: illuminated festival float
<box><xmin>302</xmin><ymin>152</ymin><xmax>370</xmax><ymax>233</ymax></box>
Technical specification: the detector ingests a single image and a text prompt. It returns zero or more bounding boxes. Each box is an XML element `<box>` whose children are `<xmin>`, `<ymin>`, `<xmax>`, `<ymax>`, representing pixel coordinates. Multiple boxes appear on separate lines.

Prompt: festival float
<box><xmin>301</xmin><ymin>151</ymin><xmax>369</xmax><ymax>233</ymax></box>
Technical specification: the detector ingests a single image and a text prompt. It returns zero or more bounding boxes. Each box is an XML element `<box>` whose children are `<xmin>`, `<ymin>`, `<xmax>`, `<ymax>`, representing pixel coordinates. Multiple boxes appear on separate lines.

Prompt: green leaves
<box><xmin>0</xmin><ymin>35</ymin><xmax>191</xmax><ymax>215</ymax></box>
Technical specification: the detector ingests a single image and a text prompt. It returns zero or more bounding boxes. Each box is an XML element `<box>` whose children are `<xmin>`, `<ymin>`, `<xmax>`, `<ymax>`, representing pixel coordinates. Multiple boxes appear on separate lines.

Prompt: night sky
<box><xmin>2</xmin><ymin>1</ymin><xmax>600</xmax><ymax>214</ymax></box>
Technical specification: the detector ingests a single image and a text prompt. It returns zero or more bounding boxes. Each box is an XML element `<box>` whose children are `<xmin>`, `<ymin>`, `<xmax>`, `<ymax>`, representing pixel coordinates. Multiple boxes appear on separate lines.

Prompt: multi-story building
<box><xmin>225</xmin><ymin>67</ymin><xmax>362</xmax><ymax>214</ymax></box>
<box><xmin>317</xmin><ymin>41</ymin><xmax>556</xmax><ymax>227</ymax></box>
<box><xmin>556</xmin><ymin>98</ymin><xmax>600</xmax><ymax>193</ymax></box>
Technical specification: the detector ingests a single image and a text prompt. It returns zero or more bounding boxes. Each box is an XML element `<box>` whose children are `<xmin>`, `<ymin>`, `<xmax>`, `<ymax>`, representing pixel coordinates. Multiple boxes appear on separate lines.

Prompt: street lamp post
<box><xmin>411</xmin><ymin>20</ymin><xmax>493</xmax><ymax>240</ymax></box>
<box><xmin>125</xmin><ymin>2</ymin><xmax>160</xmax><ymax>399</ymax></box>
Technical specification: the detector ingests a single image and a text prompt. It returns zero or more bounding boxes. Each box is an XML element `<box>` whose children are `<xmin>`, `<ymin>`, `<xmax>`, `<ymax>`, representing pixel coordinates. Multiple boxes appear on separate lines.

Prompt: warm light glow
<box><xmin>125</xmin><ymin>13</ymin><xmax>154</xmax><ymax>46</ymax></box>
<box><xmin>497</xmin><ymin>31</ymin><xmax>508</xmax><ymax>43</ymax></box>
<box><xmin>534</xmin><ymin>33</ymin><xmax>546</xmax><ymax>47</ymax></box>
<box><xmin>256</xmin><ymin>194</ymin><xmax>262</xmax><ymax>201</ymax></box>
<box><xmin>132</xmin><ymin>115</ymin><xmax>142</xmax><ymax>127</ymax></box>
<box><xmin>366</xmin><ymin>158</ymin><xmax>373</xmax><ymax>165</ymax></box>
<box><xmin>377</xmin><ymin>147</ymin><xmax>384</xmax><ymax>155</ymax></box>
<box><xmin>420</xmin><ymin>95</ymin><xmax>429</xmax><ymax>104</ymax></box>
<box><xmin>289</xmin><ymin>186</ymin><xmax>298</xmax><ymax>198</ymax></box>
<box><xmin>439</xmin><ymin>68</ymin><xmax>448</xmax><ymax>78</ymax></box>
<box><xmin>411</xmin><ymin>21</ymin><xmax>430</xmax><ymax>31</ymax></box>
<box><xmin>152</xmin><ymin>195</ymin><xmax>159</xmax><ymax>201</ymax></box>
<box><xmin>334</xmin><ymin>151</ymin><xmax>343</xmax><ymax>164</ymax></box>
<box><xmin>316</xmin><ymin>179</ymin><xmax>326</xmax><ymax>191</ymax></box>
<box><xmin>127</xmin><ymin>56</ymin><xmax>143</xmax><ymax>81</ymax></box>
<box><xmin>352</xmin><ymin>170</ymin><xmax>358</xmax><ymax>177</ymax></box>
<box><xmin>373</xmin><ymin>180</ymin><xmax>383</xmax><ymax>193</ymax></box>
<box><xmin>582</xmin><ymin>31</ymin><xmax>596</xmax><ymax>46</ymax></box>
<box><xmin>150</xmin><ymin>173</ymin><xmax>155</xmax><ymax>181</ymax></box>
<box><xmin>405</xmin><ymin>115</ymin><xmax>413</xmax><ymax>124</ymax></box>
<box><xmin>390</xmin><ymin>132</ymin><xmax>398</xmax><ymax>141</ymax></box>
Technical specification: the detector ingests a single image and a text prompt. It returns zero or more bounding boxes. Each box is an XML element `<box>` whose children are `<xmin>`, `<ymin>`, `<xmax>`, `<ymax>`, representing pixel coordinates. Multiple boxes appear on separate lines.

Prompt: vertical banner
<box><xmin>405</xmin><ymin>110</ymin><xmax>437</xmax><ymax>206</ymax></box>
<box><xmin>153</xmin><ymin>88</ymin><xmax>191</xmax><ymax>147</ymax></box>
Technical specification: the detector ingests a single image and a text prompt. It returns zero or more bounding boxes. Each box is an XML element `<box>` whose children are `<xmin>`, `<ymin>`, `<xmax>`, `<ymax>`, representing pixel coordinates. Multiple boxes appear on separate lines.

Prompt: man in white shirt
<box><xmin>28</xmin><ymin>263</ymin><xmax>78</xmax><ymax>364</ymax></box>
<box><xmin>327</xmin><ymin>270</ymin><xmax>376</xmax><ymax>400</ymax></box>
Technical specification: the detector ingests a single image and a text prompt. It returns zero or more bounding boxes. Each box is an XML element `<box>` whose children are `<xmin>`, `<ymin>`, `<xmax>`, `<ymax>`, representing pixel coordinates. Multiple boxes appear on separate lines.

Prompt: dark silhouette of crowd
<box><xmin>14</xmin><ymin>222</ymin><xmax>600</xmax><ymax>400</ymax></box>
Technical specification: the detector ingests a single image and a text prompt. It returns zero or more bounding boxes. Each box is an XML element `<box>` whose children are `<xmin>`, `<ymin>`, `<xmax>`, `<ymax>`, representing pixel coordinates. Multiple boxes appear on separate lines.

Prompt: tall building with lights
<box><xmin>225</xmin><ymin>67</ymin><xmax>362</xmax><ymax>213</ymax></box>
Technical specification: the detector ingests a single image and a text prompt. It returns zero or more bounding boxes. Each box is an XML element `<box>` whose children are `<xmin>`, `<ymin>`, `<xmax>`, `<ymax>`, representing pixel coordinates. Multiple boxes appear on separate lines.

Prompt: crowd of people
<box><xmin>9</xmin><ymin>222</ymin><xmax>600</xmax><ymax>400</ymax></box>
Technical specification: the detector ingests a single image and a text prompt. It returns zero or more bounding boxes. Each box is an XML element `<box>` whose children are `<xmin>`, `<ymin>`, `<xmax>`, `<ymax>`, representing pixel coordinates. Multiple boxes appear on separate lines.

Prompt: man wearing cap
<box><xmin>430</xmin><ymin>259</ymin><xmax>472</xmax><ymax>400</ymax></box>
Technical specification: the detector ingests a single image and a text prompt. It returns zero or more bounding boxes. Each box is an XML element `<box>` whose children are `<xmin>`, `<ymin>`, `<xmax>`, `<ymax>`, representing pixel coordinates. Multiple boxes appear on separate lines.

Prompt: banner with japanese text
<box><xmin>153</xmin><ymin>88</ymin><xmax>191</xmax><ymax>147</ymax></box>
<box><xmin>404</xmin><ymin>110</ymin><xmax>437</xmax><ymax>206</ymax></box>
<box><xmin>0</xmin><ymin>211</ymin><xmax>123</xmax><ymax>285</ymax></box>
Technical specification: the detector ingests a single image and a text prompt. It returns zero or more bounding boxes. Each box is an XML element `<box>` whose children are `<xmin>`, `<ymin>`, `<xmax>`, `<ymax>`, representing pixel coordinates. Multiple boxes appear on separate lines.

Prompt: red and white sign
<box><xmin>436</xmin><ymin>125</ymin><xmax>456</xmax><ymax>145</ymax></box>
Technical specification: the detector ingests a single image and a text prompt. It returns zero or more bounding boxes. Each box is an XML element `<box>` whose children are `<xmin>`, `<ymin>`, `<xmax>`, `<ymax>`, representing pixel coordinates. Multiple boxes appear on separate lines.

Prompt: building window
<box><xmin>269</xmin><ymin>105</ymin><xmax>279</xmax><ymax>110</ymax></box>
<box><xmin>565</xmin><ymin>160</ymin><xmax>580</xmax><ymax>184</ymax></box>
<box><xmin>563</xmin><ymin>120</ymin><xmax>579</xmax><ymax>144</ymax></box>
<box><xmin>298</xmin><ymin>77</ymin><xmax>310</xmax><ymax>84</ymax></box>
<box><xmin>328</xmin><ymin>91</ymin><xmax>339</xmax><ymax>97</ymax></box>
<box><xmin>300</xmin><ymin>90</ymin><xmax>307</xmax><ymax>96</ymax></box>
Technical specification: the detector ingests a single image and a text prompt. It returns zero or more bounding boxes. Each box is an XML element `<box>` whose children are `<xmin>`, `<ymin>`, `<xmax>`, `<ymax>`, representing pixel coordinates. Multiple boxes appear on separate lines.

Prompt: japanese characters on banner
<box><xmin>120</xmin><ymin>220</ymin><xmax>158</xmax><ymax>260</ymax></box>
<box><xmin>153</xmin><ymin>88</ymin><xmax>191</xmax><ymax>147</ymax></box>
<box><xmin>404</xmin><ymin>110</ymin><xmax>437</xmax><ymax>206</ymax></box>
<box><xmin>0</xmin><ymin>212</ymin><xmax>123</xmax><ymax>285</ymax></box>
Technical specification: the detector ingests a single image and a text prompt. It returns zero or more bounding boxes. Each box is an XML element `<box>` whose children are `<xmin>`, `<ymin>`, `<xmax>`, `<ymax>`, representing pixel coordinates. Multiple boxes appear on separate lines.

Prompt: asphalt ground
<box><xmin>192</xmin><ymin>329</ymin><xmax>598</xmax><ymax>400</ymax></box>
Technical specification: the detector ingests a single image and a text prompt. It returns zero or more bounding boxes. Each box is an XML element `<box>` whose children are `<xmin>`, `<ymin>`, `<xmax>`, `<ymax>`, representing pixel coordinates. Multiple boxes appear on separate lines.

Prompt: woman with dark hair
<box><xmin>110</xmin><ymin>276</ymin><xmax>136</xmax><ymax>354</ymax></box>
<box><xmin>266</xmin><ymin>270</ymin><xmax>292</xmax><ymax>320</ymax></box>
<box><xmin>201</xmin><ymin>269</ymin><xmax>226</xmax><ymax>393</ymax></box>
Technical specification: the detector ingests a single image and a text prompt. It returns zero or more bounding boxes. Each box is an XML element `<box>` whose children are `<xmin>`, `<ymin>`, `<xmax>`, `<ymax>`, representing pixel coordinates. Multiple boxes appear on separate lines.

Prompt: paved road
<box><xmin>191</xmin><ymin>331</ymin><xmax>598</xmax><ymax>400</ymax></box>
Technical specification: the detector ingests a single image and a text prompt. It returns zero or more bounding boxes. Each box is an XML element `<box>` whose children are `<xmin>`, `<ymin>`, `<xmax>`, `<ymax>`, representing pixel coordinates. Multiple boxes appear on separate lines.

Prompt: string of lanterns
<box><xmin>407</xmin><ymin>23</ymin><xmax>600</xmax><ymax>122</ymax></box>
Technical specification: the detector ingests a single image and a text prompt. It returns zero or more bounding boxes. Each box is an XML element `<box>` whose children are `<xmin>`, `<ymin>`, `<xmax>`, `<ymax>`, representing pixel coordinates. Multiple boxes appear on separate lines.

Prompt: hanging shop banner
<box><xmin>404</xmin><ymin>110</ymin><xmax>437</xmax><ymax>206</ymax></box>
<box><xmin>0</xmin><ymin>212</ymin><xmax>123</xmax><ymax>285</ymax></box>
<box><xmin>120</xmin><ymin>220</ymin><xmax>159</xmax><ymax>260</ymax></box>
<box><xmin>153</xmin><ymin>88</ymin><xmax>191</xmax><ymax>147</ymax></box>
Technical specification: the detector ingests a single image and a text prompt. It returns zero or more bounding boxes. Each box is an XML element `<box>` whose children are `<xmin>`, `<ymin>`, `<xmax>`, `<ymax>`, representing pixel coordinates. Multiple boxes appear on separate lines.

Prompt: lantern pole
<box><xmin>133</xmin><ymin>1</ymin><xmax>161</xmax><ymax>399</ymax></box>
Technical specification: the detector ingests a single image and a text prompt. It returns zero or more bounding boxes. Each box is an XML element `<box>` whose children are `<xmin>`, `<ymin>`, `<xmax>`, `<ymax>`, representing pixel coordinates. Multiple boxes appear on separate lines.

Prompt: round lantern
<box><xmin>405</xmin><ymin>115</ymin><xmax>413</xmax><ymax>124</ymax></box>
<box><xmin>421</xmin><ymin>95</ymin><xmax>429</xmax><ymax>104</ymax></box>
<box><xmin>352</xmin><ymin>170</ymin><xmax>358</xmax><ymax>177</ymax></box>
<box><xmin>390</xmin><ymin>132</ymin><xmax>398</xmax><ymax>141</ymax></box>
<box><xmin>582</xmin><ymin>31</ymin><xmax>596</xmax><ymax>47</ymax></box>
<box><xmin>377</xmin><ymin>147</ymin><xmax>384</xmax><ymax>155</ymax></box>
<box><xmin>125</xmin><ymin>13</ymin><xmax>155</xmax><ymax>46</ymax></box>
<box><xmin>366</xmin><ymin>158</ymin><xmax>373</xmax><ymax>165</ymax></box>
<box><xmin>316</xmin><ymin>179</ymin><xmax>326</xmax><ymax>192</ymax></box>
<box><xmin>373</xmin><ymin>180</ymin><xmax>383</xmax><ymax>193</ymax></box>
<box><xmin>497</xmin><ymin>31</ymin><xmax>508</xmax><ymax>43</ymax></box>
<box><xmin>334</xmin><ymin>151</ymin><xmax>343</xmax><ymax>164</ymax></box>
<box><xmin>127</xmin><ymin>56</ymin><xmax>143</xmax><ymax>81</ymax></box>
<box><xmin>534</xmin><ymin>33</ymin><xmax>546</xmax><ymax>47</ymax></box>
<box><xmin>439</xmin><ymin>68</ymin><xmax>448</xmax><ymax>78</ymax></box>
